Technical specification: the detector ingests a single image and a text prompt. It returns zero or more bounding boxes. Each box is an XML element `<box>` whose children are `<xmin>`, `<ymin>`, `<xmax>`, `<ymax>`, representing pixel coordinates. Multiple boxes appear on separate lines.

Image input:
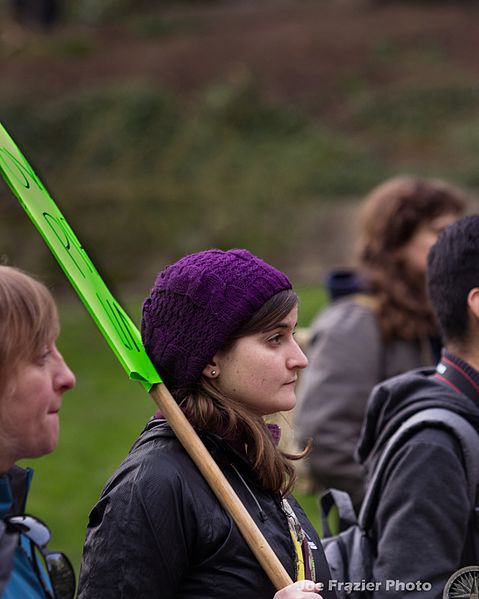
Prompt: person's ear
<box><xmin>202</xmin><ymin>358</ymin><xmax>219</xmax><ymax>379</ymax></box>
<box><xmin>467</xmin><ymin>288</ymin><xmax>479</xmax><ymax>320</ymax></box>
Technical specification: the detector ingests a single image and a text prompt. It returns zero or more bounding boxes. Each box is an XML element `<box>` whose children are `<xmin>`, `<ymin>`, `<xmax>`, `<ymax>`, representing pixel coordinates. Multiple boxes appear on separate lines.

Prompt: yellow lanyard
<box><xmin>289</xmin><ymin>529</ymin><xmax>306</xmax><ymax>580</ymax></box>
<box><xmin>281</xmin><ymin>498</ymin><xmax>315</xmax><ymax>582</ymax></box>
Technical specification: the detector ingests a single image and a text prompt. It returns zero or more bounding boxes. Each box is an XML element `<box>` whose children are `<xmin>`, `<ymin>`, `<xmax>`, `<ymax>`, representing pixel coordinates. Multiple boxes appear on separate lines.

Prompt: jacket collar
<box><xmin>435</xmin><ymin>350</ymin><xmax>479</xmax><ymax>404</ymax></box>
<box><xmin>0</xmin><ymin>466</ymin><xmax>32</xmax><ymax>518</ymax></box>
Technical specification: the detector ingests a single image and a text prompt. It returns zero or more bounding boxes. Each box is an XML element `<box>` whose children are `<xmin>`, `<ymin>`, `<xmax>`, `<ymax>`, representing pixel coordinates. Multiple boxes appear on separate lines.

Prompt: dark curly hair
<box><xmin>356</xmin><ymin>176</ymin><xmax>468</xmax><ymax>341</ymax></box>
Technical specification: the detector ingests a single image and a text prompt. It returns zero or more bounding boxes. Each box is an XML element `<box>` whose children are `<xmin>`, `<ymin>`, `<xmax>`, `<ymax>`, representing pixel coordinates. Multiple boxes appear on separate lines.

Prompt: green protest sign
<box><xmin>0</xmin><ymin>122</ymin><xmax>161</xmax><ymax>390</ymax></box>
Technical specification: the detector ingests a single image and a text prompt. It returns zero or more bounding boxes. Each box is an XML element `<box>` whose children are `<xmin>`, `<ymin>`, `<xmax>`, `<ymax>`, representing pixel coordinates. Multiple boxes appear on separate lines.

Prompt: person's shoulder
<box><xmin>310</xmin><ymin>295</ymin><xmax>380</xmax><ymax>345</ymax></box>
<box><xmin>129</xmin><ymin>422</ymin><xmax>236</xmax><ymax>492</ymax></box>
<box><xmin>99</xmin><ymin>421</ymin><xmax>196</xmax><ymax>495</ymax></box>
<box><xmin>314</xmin><ymin>295</ymin><xmax>377</xmax><ymax>326</ymax></box>
<box><xmin>380</xmin><ymin>425</ymin><xmax>468</xmax><ymax>503</ymax></box>
<box><xmin>372</xmin><ymin>367</ymin><xmax>438</xmax><ymax>400</ymax></box>
<box><xmin>401</xmin><ymin>423</ymin><xmax>464</xmax><ymax>455</ymax></box>
<box><xmin>130</xmin><ymin>422</ymin><xmax>198</xmax><ymax>477</ymax></box>
<box><xmin>378</xmin><ymin>408</ymin><xmax>473</xmax><ymax>486</ymax></box>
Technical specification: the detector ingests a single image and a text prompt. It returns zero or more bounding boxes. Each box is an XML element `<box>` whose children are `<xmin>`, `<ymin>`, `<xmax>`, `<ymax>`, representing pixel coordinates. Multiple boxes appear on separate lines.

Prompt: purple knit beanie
<box><xmin>141</xmin><ymin>249</ymin><xmax>291</xmax><ymax>395</ymax></box>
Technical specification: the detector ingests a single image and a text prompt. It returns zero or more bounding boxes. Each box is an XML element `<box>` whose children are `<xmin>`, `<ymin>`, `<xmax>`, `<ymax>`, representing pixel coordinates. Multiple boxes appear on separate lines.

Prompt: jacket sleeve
<box><xmin>371</xmin><ymin>427</ymin><xmax>470</xmax><ymax>599</ymax></box>
<box><xmin>77</xmin><ymin>455</ymin><xmax>199</xmax><ymax>599</ymax></box>
<box><xmin>295</xmin><ymin>300</ymin><xmax>382</xmax><ymax>506</ymax></box>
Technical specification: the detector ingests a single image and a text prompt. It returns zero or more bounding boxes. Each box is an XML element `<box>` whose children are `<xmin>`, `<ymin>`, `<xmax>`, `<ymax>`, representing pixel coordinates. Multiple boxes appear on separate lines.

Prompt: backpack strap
<box><xmin>320</xmin><ymin>488</ymin><xmax>357</xmax><ymax>537</ymax></box>
<box><xmin>358</xmin><ymin>408</ymin><xmax>479</xmax><ymax>532</ymax></box>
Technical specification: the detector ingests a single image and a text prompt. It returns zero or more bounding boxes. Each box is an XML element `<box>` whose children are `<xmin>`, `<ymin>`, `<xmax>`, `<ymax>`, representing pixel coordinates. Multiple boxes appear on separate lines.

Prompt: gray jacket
<box><xmin>294</xmin><ymin>296</ymin><xmax>433</xmax><ymax>507</ymax></box>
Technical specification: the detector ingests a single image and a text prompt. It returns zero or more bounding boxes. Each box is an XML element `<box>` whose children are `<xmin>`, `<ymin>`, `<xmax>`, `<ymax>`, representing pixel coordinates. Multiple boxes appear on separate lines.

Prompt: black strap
<box><xmin>359</xmin><ymin>408</ymin><xmax>479</xmax><ymax>533</ymax></box>
<box><xmin>320</xmin><ymin>489</ymin><xmax>357</xmax><ymax>537</ymax></box>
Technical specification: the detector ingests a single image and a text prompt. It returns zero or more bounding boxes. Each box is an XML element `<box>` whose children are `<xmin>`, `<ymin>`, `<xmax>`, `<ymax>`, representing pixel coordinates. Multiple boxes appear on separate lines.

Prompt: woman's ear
<box><xmin>202</xmin><ymin>358</ymin><xmax>219</xmax><ymax>379</ymax></box>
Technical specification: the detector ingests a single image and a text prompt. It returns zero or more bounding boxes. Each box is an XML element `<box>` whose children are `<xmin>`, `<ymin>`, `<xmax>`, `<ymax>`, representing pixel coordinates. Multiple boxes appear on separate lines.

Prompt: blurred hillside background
<box><xmin>3</xmin><ymin>0</ymin><xmax>479</xmax><ymax>290</ymax></box>
<box><xmin>2</xmin><ymin>0</ymin><xmax>479</xmax><ymax>577</ymax></box>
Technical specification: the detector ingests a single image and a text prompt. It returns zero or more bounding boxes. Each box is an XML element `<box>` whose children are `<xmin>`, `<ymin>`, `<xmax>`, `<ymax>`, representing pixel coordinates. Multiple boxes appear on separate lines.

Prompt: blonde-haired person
<box><xmin>0</xmin><ymin>266</ymin><xmax>76</xmax><ymax>599</ymax></box>
<box><xmin>295</xmin><ymin>176</ymin><xmax>468</xmax><ymax>509</ymax></box>
<box><xmin>78</xmin><ymin>249</ymin><xmax>336</xmax><ymax>599</ymax></box>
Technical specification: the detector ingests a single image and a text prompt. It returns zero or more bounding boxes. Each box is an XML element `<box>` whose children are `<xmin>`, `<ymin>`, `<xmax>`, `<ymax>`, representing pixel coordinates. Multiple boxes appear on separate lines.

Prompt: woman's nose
<box><xmin>288</xmin><ymin>340</ymin><xmax>309</xmax><ymax>370</ymax></box>
<box><xmin>56</xmin><ymin>353</ymin><xmax>76</xmax><ymax>393</ymax></box>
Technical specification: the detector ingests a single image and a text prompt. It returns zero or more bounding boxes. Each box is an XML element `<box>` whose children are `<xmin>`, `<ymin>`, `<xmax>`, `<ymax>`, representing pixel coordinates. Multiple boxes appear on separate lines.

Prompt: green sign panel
<box><xmin>0</xmin><ymin>122</ymin><xmax>161</xmax><ymax>390</ymax></box>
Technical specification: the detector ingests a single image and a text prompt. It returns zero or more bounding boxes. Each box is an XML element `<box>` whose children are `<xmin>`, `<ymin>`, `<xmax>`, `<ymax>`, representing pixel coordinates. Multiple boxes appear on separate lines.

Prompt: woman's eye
<box><xmin>37</xmin><ymin>349</ymin><xmax>52</xmax><ymax>365</ymax></box>
<box><xmin>268</xmin><ymin>334</ymin><xmax>282</xmax><ymax>345</ymax></box>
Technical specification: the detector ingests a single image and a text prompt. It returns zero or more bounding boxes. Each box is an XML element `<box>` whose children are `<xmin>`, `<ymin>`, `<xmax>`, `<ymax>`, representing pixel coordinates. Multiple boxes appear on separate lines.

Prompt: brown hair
<box><xmin>355</xmin><ymin>176</ymin><xmax>467</xmax><ymax>340</ymax></box>
<box><xmin>181</xmin><ymin>289</ymin><xmax>305</xmax><ymax>496</ymax></box>
<box><xmin>0</xmin><ymin>266</ymin><xmax>59</xmax><ymax>396</ymax></box>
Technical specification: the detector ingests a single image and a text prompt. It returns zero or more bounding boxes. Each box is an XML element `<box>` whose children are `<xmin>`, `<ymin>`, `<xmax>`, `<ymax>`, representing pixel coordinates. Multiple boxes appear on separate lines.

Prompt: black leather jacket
<box><xmin>78</xmin><ymin>419</ymin><xmax>336</xmax><ymax>599</ymax></box>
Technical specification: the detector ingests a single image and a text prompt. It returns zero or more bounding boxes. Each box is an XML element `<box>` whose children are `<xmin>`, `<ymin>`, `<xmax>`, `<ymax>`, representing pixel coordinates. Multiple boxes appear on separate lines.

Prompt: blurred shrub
<box><xmin>446</xmin><ymin>118</ymin><xmax>479</xmax><ymax>188</ymax></box>
<box><xmin>52</xmin><ymin>35</ymin><xmax>95</xmax><ymax>58</ymax></box>
<box><xmin>0</xmin><ymin>80</ymin><xmax>386</xmax><ymax>289</ymax></box>
<box><xmin>63</xmin><ymin>0</ymin><xmax>220</xmax><ymax>25</ymax></box>
<box><xmin>128</xmin><ymin>14</ymin><xmax>203</xmax><ymax>39</ymax></box>
<box><xmin>64</xmin><ymin>0</ymin><xmax>132</xmax><ymax>25</ymax></box>
<box><xmin>349</xmin><ymin>84</ymin><xmax>479</xmax><ymax>138</ymax></box>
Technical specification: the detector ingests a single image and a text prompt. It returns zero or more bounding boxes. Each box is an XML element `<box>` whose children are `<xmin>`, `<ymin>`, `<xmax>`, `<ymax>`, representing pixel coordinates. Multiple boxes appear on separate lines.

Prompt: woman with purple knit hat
<box><xmin>77</xmin><ymin>249</ymin><xmax>336</xmax><ymax>599</ymax></box>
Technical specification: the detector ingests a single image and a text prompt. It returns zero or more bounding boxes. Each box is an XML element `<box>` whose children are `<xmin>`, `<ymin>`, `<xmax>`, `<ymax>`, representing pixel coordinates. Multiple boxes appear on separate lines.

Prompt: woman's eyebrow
<box><xmin>262</xmin><ymin>321</ymin><xmax>297</xmax><ymax>333</ymax></box>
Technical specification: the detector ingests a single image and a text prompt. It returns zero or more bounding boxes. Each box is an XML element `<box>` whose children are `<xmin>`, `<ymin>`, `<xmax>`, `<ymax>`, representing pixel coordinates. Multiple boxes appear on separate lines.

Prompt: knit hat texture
<box><xmin>141</xmin><ymin>249</ymin><xmax>291</xmax><ymax>394</ymax></box>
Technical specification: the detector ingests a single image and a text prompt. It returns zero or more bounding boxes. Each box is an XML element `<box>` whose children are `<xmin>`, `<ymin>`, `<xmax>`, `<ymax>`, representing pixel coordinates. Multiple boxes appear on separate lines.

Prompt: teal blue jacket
<box><xmin>0</xmin><ymin>467</ymin><xmax>53</xmax><ymax>599</ymax></box>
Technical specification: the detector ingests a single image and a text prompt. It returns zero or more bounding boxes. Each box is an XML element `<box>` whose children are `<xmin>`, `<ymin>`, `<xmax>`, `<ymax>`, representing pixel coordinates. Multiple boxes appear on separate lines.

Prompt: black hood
<box><xmin>323</xmin><ymin>268</ymin><xmax>364</xmax><ymax>302</ymax></box>
<box><xmin>357</xmin><ymin>367</ymin><xmax>479</xmax><ymax>470</ymax></box>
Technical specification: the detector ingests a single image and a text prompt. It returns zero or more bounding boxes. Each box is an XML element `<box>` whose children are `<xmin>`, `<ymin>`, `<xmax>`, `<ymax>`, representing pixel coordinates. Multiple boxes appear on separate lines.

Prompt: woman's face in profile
<box><xmin>1</xmin><ymin>340</ymin><xmax>75</xmax><ymax>464</ymax></box>
<box><xmin>208</xmin><ymin>305</ymin><xmax>308</xmax><ymax>417</ymax></box>
<box><xmin>397</xmin><ymin>212</ymin><xmax>458</xmax><ymax>274</ymax></box>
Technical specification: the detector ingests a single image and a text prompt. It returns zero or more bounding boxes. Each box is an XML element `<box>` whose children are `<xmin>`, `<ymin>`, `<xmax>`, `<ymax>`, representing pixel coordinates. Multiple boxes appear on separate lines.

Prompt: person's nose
<box><xmin>55</xmin><ymin>351</ymin><xmax>76</xmax><ymax>393</ymax></box>
<box><xmin>287</xmin><ymin>339</ymin><xmax>309</xmax><ymax>371</ymax></box>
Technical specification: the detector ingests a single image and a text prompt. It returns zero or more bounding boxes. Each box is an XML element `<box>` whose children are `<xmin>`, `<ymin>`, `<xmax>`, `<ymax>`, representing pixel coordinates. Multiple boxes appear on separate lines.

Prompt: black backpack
<box><xmin>319</xmin><ymin>408</ymin><xmax>479</xmax><ymax>599</ymax></box>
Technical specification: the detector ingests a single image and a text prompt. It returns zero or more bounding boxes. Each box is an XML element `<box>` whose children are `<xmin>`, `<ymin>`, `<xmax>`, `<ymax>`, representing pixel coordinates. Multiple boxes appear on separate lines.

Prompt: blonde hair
<box><xmin>0</xmin><ymin>266</ymin><xmax>59</xmax><ymax>396</ymax></box>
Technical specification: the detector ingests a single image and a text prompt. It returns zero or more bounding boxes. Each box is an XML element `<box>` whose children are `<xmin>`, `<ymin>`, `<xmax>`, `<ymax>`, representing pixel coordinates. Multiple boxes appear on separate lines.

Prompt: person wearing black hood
<box><xmin>356</xmin><ymin>214</ymin><xmax>479</xmax><ymax>598</ymax></box>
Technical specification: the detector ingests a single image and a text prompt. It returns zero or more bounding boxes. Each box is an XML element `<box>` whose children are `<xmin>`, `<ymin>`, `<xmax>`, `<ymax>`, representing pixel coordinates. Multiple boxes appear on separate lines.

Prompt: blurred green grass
<box><xmin>19</xmin><ymin>293</ymin><xmax>154</xmax><ymax>573</ymax></box>
<box><xmin>19</xmin><ymin>286</ymin><xmax>326</xmax><ymax>575</ymax></box>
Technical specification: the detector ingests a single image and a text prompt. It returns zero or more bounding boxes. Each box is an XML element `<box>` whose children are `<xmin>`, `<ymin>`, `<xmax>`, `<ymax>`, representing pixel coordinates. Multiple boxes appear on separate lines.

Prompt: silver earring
<box><xmin>211</xmin><ymin>370</ymin><xmax>217</xmax><ymax>377</ymax></box>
